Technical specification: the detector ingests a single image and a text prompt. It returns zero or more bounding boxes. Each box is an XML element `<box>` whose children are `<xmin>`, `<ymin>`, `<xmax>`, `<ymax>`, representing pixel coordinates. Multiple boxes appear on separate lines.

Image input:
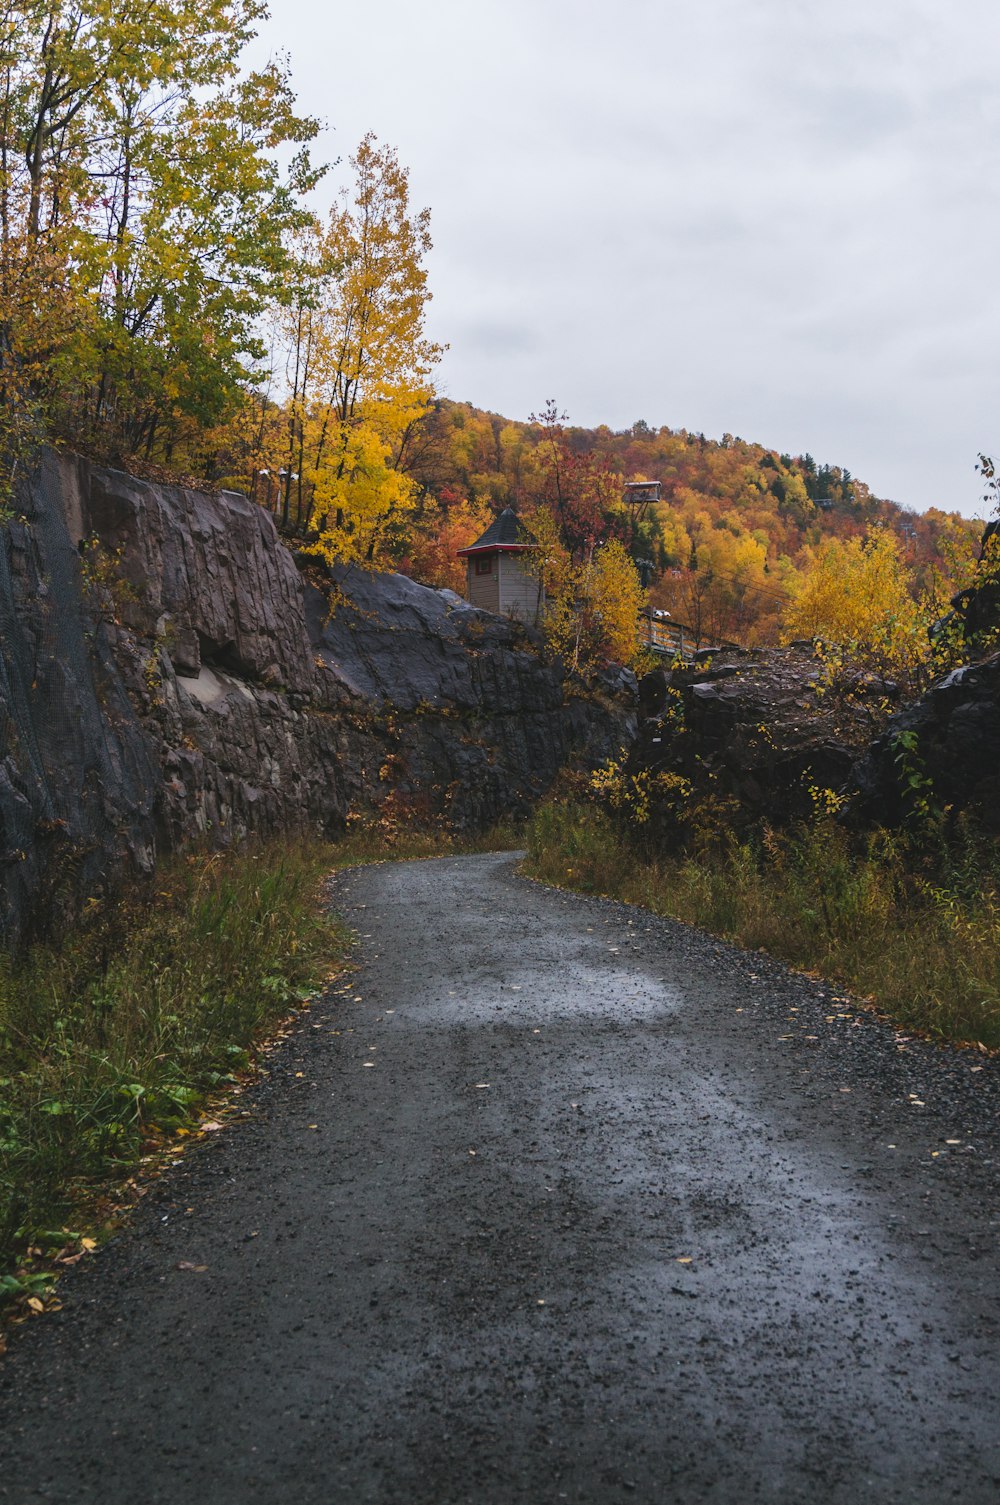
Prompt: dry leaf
<box><xmin>175</xmin><ymin>1261</ymin><xmax>208</xmax><ymax>1273</ymax></box>
<box><xmin>26</xmin><ymin>1297</ymin><xmax>44</xmax><ymax>1313</ymax></box>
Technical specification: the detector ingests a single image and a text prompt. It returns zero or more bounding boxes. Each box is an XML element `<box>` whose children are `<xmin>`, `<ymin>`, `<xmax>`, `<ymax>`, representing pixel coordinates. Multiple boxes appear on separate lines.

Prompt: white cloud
<box><xmin>256</xmin><ymin>0</ymin><xmax>1000</xmax><ymax>515</ymax></box>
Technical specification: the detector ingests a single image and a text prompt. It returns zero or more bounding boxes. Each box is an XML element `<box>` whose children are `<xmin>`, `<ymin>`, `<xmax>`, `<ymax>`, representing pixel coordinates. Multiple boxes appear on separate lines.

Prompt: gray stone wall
<box><xmin>0</xmin><ymin>453</ymin><xmax>636</xmax><ymax>941</ymax></box>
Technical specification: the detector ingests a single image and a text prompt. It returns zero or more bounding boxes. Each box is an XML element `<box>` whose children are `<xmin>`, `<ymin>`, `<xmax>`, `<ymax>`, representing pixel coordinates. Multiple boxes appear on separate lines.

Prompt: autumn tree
<box><xmin>585</xmin><ymin>539</ymin><xmax>647</xmax><ymax>665</ymax></box>
<box><xmin>399</xmin><ymin>490</ymin><xmax>493</xmax><ymax>593</ymax></box>
<box><xmin>527</xmin><ymin>399</ymin><xmax>626</xmax><ymax>557</ymax></box>
<box><xmin>782</xmin><ymin>526</ymin><xmax>927</xmax><ymax>680</ymax></box>
<box><xmin>0</xmin><ymin>0</ymin><xmax>319</xmax><ymax>480</ymax></box>
<box><xmin>248</xmin><ymin>136</ymin><xmax>442</xmax><ymax>566</ymax></box>
<box><xmin>524</xmin><ymin>506</ymin><xmax>645</xmax><ymax>669</ymax></box>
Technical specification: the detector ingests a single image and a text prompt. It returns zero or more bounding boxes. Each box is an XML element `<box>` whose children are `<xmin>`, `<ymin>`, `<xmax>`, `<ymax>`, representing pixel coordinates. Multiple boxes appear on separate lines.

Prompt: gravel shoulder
<box><xmin>2</xmin><ymin>852</ymin><xmax>1000</xmax><ymax>1504</ymax></box>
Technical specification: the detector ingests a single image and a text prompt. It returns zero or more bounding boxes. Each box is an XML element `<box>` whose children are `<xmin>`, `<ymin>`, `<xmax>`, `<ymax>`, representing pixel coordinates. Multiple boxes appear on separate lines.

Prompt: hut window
<box><xmin>474</xmin><ymin>556</ymin><xmax>493</xmax><ymax>575</ymax></box>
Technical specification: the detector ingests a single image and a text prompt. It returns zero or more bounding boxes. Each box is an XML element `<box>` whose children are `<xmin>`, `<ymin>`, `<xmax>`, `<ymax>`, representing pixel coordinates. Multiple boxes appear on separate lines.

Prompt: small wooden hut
<box><xmin>457</xmin><ymin>508</ymin><xmax>543</xmax><ymax>622</ymax></box>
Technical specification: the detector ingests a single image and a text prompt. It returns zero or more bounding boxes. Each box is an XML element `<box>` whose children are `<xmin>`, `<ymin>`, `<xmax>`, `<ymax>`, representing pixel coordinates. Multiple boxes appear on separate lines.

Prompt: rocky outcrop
<box><xmin>852</xmin><ymin>653</ymin><xmax>1000</xmax><ymax>830</ymax></box>
<box><xmin>627</xmin><ymin>645</ymin><xmax>894</xmax><ymax>834</ymax></box>
<box><xmin>0</xmin><ymin>452</ymin><xmax>635</xmax><ymax>940</ymax></box>
<box><xmin>630</xmin><ymin>638</ymin><xmax>1000</xmax><ymax>841</ymax></box>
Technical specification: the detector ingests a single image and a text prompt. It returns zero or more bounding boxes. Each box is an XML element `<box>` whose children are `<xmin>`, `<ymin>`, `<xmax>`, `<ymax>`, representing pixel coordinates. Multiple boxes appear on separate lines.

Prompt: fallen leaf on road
<box><xmin>200</xmin><ymin>1121</ymin><xmax>223</xmax><ymax>1133</ymax></box>
<box><xmin>175</xmin><ymin>1262</ymin><xmax>208</xmax><ymax>1273</ymax></box>
<box><xmin>676</xmin><ymin>1257</ymin><xmax>693</xmax><ymax>1265</ymax></box>
<box><xmin>26</xmin><ymin>1297</ymin><xmax>44</xmax><ymax>1313</ymax></box>
<box><xmin>80</xmin><ymin>1237</ymin><xmax>97</xmax><ymax>1251</ymax></box>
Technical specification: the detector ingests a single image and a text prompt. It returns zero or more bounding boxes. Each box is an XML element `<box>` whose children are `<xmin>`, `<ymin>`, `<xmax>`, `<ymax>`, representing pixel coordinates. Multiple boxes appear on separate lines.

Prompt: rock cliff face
<box><xmin>629</xmin><ymin>642</ymin><xmax>1000</xmax><ymax>840</ymax></box>
<box><xmin>628</xmin><ymin>645</ymin><xmax>889</xmax><ymax>832</ymax></box>
<box><xmin>852</xmin><ymin>654</ymin><xmax>1000</xmax><ymax>831</ymax></box>
<box><xmin>0</xmin><ymin>452</ymin><xmax>635</xmax><ymax>939</ymax></box>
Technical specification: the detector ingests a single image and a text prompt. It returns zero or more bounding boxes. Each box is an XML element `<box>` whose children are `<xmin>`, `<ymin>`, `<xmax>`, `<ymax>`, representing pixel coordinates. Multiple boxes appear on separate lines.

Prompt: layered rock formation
<box><xmin>0</xmin><ymin>452</ymin><xmax>635</xmax><ymax>939</ymax></box>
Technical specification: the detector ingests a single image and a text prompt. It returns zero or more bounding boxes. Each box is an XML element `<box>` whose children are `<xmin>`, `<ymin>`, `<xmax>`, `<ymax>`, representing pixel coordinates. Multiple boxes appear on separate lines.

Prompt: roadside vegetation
<box><xmin>525</xmin><ymin>797</ymin><xmax>1000</xmax><ymax>1052</ymax></box>
<box><xmin>0</xmin><ymin>822</ymin><xmax>518</xmax><ymax>1320</ymax></box>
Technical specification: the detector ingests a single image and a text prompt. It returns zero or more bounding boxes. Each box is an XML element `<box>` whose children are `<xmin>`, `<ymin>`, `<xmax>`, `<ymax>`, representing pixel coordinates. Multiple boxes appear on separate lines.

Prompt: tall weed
<box><xmin>0</xmin><ymin>819</ymin><xmax>523</xmax><ymax>1297</ymax></box>
<box><xmin>0</xmin><ymin>839</ymin><xmax>345</xmax><ymax>1282</ymax></box>
<box><xmin>526</xmin><ymin>801</ymin><xmax>1000</xmax><ymax>1048</ymax></box>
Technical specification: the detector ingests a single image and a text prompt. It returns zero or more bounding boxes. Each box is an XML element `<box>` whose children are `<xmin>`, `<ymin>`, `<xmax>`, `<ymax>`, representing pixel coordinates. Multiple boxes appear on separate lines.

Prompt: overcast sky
<box><xmin>259</xmin><ymin>0</ymin><xmax>1000</xmax><ymax>518</ymax></box>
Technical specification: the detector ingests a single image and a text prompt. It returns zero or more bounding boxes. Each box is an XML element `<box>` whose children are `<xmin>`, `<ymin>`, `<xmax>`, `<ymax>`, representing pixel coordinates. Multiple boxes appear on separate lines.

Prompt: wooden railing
<box><xmin>639</xmin><ymin>612</ymin><xmax>727</xmax><ymax>661</ymax></box>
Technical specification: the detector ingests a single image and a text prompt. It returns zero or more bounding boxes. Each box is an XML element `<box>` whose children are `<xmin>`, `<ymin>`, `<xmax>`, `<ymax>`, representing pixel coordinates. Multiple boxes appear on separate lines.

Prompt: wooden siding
<box><xmin>498</xmin><ymin>554</ymin><xmax>542</xmax><ymax>623</ymax></box>
<box><xmin>467</xmin><ymin>558</ymin><xmax>500</xmax><ymax>614</ymax></box>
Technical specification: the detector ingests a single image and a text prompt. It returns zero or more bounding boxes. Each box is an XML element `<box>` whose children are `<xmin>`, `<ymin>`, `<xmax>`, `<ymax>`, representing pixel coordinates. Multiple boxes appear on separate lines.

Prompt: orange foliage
<box><xmin>400</xmin><ymin>401</ymin><xmax>979</xmax><ymax>647</ymax></box>
<box><xmin>399</xmin><ymin>491</ymin><xmax>494</xmax><ymax>593</ymax></box>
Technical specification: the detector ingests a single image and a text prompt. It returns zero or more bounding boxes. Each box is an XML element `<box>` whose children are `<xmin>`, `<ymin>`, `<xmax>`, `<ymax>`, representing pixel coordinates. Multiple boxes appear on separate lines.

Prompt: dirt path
<box><xmin>2</xmin><ymin>852</ymin><xmax>1000</xmax><ymax>1504</ymax></box>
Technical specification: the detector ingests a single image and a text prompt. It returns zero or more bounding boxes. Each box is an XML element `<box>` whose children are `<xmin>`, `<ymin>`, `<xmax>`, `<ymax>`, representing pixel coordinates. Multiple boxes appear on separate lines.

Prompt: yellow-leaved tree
<box><xmin>585</xmin><ymin>539</ymin><xmax>647</xmax><ymax>666</ymax></box>
<box><xmin>267</xmin><ymin>135</ymin><xmax>442</xmax><ymax>565</ymax></box>
<box><xmin>782</xmin><ymin>526</ymin><xmax>927</xmax><ymax>679</ymax></box>
<box><xmin>525</xmin><ymin>508</ymin><xmax>646</xmax><ymax>669</ymax></box>
<box><xmin>0</xmin><ymin>0</ymin><xmax>319</xmax><ymax>480</ymax></box>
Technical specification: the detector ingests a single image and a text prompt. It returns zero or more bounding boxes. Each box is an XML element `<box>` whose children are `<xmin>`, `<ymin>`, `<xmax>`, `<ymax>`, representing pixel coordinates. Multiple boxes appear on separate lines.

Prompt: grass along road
<box><xmin>1</xmin><ymin>852</ymin><xmax>999</xmax><ymax>1503</ymax></box>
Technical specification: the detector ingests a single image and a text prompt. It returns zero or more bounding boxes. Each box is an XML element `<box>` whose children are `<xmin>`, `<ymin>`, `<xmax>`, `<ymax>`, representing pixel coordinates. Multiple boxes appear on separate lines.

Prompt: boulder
<box><xmin>851</xmin><ymin>653</ymin><xmax>1000</xmax><ymax>830</ymax></box>
<box><xmin>628</xmin><ymin>645</ymin><xmax>891</xmax><ymax>835</ymax></box>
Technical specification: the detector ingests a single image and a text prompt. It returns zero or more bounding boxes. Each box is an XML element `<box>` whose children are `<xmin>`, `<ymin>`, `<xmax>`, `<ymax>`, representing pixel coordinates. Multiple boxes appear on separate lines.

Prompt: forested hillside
<box><xmin>0</xmin><ymin>1</ymin><xmax>983</xmax><ymax>665</ymax></box>
<box><xmin>392</xmin><ymin>400</ymin><xmax>981</xmax><ymax>648</ymax></box>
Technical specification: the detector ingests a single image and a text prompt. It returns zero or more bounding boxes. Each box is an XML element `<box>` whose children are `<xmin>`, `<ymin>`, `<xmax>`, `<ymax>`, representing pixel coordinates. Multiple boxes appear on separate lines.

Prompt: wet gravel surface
<box><xmin>2</xmin><ymin>852</ymin><xmax>1000</xmax><ymax>1503</ymax></box>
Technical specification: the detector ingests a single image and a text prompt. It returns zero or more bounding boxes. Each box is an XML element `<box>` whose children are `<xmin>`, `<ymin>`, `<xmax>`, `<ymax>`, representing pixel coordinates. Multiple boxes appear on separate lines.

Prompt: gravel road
<box><xmin>2</xmin><ymin>851</ymin><xmax>1000</xmax><ymax>1504</ymax></box>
